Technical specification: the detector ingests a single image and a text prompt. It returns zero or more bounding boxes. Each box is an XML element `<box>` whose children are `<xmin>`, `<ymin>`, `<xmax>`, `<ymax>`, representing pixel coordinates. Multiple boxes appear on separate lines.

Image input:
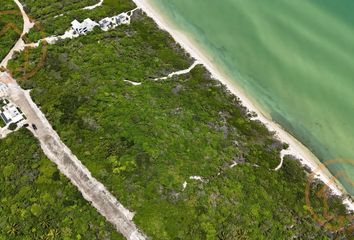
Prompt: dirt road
<box><xmin>1</xmin><ymin>75</ymin><xmax>147</xmax><ymax>240</ymax></box>
<box><xmin>0</xmin><ymin>1</ymin><xmax>148</xmax><ymax>238</ymax></box>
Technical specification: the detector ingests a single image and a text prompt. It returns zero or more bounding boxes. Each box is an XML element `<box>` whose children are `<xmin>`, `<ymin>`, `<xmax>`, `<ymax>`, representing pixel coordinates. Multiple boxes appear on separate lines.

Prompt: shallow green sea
<box><xmin>149</xmin><ymin>0</ymin><xmax>354</xmax><ymax>195</ymax></box>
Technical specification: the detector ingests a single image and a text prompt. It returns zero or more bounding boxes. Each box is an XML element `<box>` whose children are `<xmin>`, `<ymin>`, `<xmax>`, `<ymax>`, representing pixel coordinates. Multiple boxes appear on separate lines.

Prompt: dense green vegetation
<box><xmin>0</xmin><ymin>0</ymin><xmax>23</xmax><ymax>61</ymax></box>
<box><xmin>6</xmin><ymin>0</ymin><xmax>354</xmax><ymax>239</ymax></box>
<box><xmin>0</xmin><ymin>129</ymin><xmax>124</xmax><ymax>239</ymax></box>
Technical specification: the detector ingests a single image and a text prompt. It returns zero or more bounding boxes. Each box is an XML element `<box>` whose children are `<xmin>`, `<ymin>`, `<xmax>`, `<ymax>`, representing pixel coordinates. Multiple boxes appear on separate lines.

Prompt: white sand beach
<box><xmin>131</xmin><ymin>0</ymin><xmax>354</xmax><ymax>210</ymax></box>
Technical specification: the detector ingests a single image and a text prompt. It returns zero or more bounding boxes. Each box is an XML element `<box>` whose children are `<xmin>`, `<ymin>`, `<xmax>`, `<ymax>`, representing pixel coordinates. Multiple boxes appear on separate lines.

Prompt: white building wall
<box><xmin>0</xmin><ymin>83</ymin><xmax>9</xmax><ymax>98</ymax></box>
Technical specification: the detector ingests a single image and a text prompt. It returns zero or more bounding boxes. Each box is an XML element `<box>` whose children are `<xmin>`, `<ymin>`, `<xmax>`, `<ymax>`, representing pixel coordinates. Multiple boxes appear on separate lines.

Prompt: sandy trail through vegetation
<box><xmin>0</xmin><ymin>0</ymin><xmax>33</xmax><ymax>68</ymax></box>
<box><xmin>154</xmin><ymin>60</ymin><xmax>199</xmax><ymax>80</ymax></box>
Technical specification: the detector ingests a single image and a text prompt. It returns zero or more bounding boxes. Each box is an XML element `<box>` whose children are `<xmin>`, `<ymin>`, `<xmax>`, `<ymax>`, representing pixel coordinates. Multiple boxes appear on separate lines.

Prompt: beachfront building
<box><xmin>71</xmin><ymin>19</ymin><xmax>99</xmax><ymax>35</ymax></box>
<box><xmin>0</xmin><ymin>102</ymin><xmax>24</xmax><ymax>125</ymax></box>
<box><xmin>0</xmin><ymin>83</ymin><xmax>9</xmax><ymax>98</ymax></box>
<box><xmin>99</xmin><ymin>13</ymin><xmax>130</xmax><ymax>31</ymax></box>
<box><xmin>69</xmin><ymin>13</ymin><xmax>131</xmax><ymax>36</ymax></box>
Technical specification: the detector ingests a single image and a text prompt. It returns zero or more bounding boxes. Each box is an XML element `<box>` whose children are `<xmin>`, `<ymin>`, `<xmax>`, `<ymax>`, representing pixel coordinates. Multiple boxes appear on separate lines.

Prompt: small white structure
<box><xmin>189</xmin><ymin>176</ymin><xmax>204</xmax><ymax>182</ymax></box>
<box><xmin>0</xmin><ymin>83</ymin><xmax>9</xmax><ymax>98</ymax></box>
<box><xmin>182</xmin><ymin>181</ymin><xmax>187</xmax><ymax>191</ymax></box>
<box><xmin>0</xmin><ymin>103</ymin><xmax>24</xmax><ymax>125</ymax></box>
<box><xmin>71</xmin><ymin>18</ymin><xmax>99</xmax><ymax>35</ymax></box>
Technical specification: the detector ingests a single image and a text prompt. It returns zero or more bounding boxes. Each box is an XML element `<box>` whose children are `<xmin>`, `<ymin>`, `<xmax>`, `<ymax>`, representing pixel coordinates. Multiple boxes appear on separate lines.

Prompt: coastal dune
<box><xmin>131</xmin><ymin>0</ymin><xmax>354</xmax><ymax>210</ymax></box>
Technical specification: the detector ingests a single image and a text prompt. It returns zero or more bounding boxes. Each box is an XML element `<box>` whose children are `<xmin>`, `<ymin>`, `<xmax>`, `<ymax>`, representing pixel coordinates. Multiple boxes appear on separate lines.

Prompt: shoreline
<box><xmin>131</xmin><ymin>0</ymin><xmax>354</xmax><ymax>210</ymax></box>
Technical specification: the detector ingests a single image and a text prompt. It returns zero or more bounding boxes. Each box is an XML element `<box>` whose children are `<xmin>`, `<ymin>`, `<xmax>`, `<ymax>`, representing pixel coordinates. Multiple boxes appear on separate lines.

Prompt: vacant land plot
<box><xmin>0</xmin><ymin>129</ymin><xmax>124</xmax><ymax>239</ymax></box>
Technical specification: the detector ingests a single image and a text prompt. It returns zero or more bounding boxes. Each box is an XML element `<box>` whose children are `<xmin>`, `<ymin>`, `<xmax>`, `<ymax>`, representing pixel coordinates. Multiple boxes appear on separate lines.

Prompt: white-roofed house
<box><xmin>98</xmin><ymin>17</ymin><xmax>112</xmax><ymax>31</ymax></box>
<box><xmin>0</xmin><ymin>103</ymin><xmax>24</xmax><ymax>125</ymax></box>
<box><xmin>71</xmin><ymin>18</ymin><xmax>99</xmax><ymax>35</ymax></box>
<box><xmin>99</xmin><ymin>13</ymin><xmax>131</xmax><ymax>31</ymax></box>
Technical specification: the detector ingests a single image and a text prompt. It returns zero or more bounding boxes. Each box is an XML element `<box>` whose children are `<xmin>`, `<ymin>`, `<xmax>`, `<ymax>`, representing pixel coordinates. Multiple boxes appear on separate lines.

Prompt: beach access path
<box><xmin>131</xmin><ymin>0</ymin><xmax>354</xmax><ymax>211</ymax></box>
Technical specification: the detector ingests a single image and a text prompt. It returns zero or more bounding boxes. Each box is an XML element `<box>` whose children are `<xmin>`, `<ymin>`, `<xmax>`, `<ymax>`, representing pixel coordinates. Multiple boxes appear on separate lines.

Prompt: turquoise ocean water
<box><xmin>149</xmin><ymin>0</ymin><xmax>354</xmax><ymax>195</ymax></box>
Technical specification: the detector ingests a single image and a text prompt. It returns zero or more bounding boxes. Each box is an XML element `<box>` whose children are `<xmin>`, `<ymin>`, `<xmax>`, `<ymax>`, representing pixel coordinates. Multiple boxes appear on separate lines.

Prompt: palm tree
<box><xmin>47</xmin><ymin>228</ymin><xmax>61</xmax><ymax>239</ymax></box>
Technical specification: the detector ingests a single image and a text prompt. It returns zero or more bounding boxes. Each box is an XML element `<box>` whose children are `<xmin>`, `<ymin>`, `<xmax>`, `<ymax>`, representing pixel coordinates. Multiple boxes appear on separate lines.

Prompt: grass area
<box><xmin>0</xmin><ymin>119</ymin><xmax>5</xmax><ymax>128</ymax></box>
<box><xmin>21</xmin><ymin>0</ymin><xmax>135</xmax><ymax>42</ymax></box>
<box><xmin>0</xmin><ymin>99</ymin><xmax>5</xmax><ymax>108</ymax></box>
<box><xmin>0</xmin><ymin>0</ymin><xmax>23</xmax><ymax>61</ymax></box>
<box><xmin>0</xmin><ymin>129</ymin><xmax>124</xmax><ymax>239</ymax></box>
<box><xmin>7</xmin><ymin>1</ymin><xmax>354</xmax><ymax>239</ymax></box>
